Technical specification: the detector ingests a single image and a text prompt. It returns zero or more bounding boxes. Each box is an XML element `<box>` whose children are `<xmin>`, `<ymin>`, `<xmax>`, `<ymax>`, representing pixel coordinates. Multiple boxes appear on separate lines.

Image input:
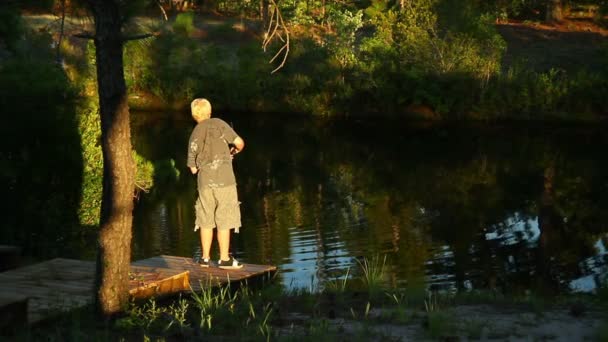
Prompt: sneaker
<box><xmin>199</xmin><ymin>258</ymin><xmax>211</xmax><ymax>268</ymax></box>
<box><xmin>217</xmin><ymin>257</ymin><xmax>243</xmax><ymax>270</ymax></box>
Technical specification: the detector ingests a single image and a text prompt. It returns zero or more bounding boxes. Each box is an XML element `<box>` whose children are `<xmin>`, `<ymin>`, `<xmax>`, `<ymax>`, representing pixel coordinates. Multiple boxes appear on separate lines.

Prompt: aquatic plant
<box><xmin>424</xmin><ymin>291</ymin><xmax>440</xmax><ymax>313</ymax></box>
<box><xmin>323</xmin><ymin>266</ymin><xmax>351</xmax><ymax>293</ymax></box>
<box><xmin>356</xmin><ymin>255</ymin><xmax>388</xmax><ymax>294</ymax></box>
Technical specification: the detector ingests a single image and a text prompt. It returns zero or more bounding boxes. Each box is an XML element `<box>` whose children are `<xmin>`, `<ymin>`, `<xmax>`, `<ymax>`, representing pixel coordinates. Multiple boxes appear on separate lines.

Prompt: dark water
<box><xmin>131</xmin><ymin>112</ymin><xmax>608</xmax><ymax>295</ymax></box>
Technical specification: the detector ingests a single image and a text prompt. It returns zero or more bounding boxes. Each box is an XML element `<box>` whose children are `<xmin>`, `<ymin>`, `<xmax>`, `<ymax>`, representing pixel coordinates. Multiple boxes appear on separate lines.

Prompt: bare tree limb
<box><xmin>262</xmin><ymin>5</ymin><xmax>279</xmax><ymax>51</ymax></box>
<box><xmin>268</xmin><ymin>43</ymin><xmax>287</xmax><ymax>64</ymax></box>
<box><xmin>262</xmin><ymin>0</ymin><xmax>290</xmax><ymax>74</ymax></box>
<box><xmin>156</xmin><ymin>0</ymin><xmax>168</xmax><ymax>21</ymax></box>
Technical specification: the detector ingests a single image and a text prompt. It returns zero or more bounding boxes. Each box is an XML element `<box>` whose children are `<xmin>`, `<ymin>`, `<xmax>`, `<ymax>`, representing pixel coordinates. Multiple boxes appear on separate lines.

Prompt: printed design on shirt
<box><xmin>208</xmin><ymin>158</ymin><xmax>222</xmax><ymax>170</ymax></box>
<box><xmin>190</xmin><ymin>140</ymin><xmax>198</xmax><ymax>153</ymax></box>
<box><xmin>208</xmin><ymin>181</ymin><xmax>227</xmax><ymax>188</ymax></box>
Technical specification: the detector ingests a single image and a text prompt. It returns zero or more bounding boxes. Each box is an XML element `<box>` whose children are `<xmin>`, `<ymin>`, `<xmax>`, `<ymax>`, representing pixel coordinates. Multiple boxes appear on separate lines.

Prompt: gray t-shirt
<box><xmin>187</xmin><ymin>118</ymin><xmax>239</xmax><ymax>189</ymax></box>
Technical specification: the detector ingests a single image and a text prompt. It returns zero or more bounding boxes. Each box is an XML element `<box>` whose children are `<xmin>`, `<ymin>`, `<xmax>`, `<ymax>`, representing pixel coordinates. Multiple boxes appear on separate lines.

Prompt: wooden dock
<box><xmin>132</xmin><ymin>255</ymin><xmax>277</xmax><ymax>292</ymax></box>
<box><xmin>0</xmin><ymin>255</ymin><xmax>276</xmax><ymax>325</ymax></box>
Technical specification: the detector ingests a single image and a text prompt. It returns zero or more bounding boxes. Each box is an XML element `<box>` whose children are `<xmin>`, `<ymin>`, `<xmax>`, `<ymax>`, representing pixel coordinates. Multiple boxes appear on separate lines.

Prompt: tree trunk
<box><xmin>87</xmin><ymin>0</ymin><xmax>135</xmax><ymax>316</ymax></box>
<box><xmin>260</xmin><ymin>0</ymin><xmax>269</xmax><ymax>33</ymax></box>
<box><xmin>56</xmin><ymin>0</ymin><xmax>66</xmax><ymax>63</ymax></box>
<box><xmin>546</xmin><ymin>0</ymin><xmax>563</xmax><ymax>23</ymax></box>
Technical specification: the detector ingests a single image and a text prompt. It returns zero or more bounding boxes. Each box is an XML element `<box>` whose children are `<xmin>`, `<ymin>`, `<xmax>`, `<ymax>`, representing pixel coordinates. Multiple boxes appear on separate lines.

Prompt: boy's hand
<box><xmin>189</xmin><ymin>166</ymin><xmax>198</xmax><ymax>174</ymax></box>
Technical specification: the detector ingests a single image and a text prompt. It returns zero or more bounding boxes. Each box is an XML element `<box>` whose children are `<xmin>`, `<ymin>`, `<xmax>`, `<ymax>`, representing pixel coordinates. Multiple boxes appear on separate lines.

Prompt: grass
<box><xmin>356</xmin><ymin>254</ymin><xmax>387</xmax><ymax>295</ymax></box>
<box><xmin>323</xmin><ymin>266</ymin><xmax>351</xmax><ymax>293</ymax></box>
<box><xmin>459</xmin><ymin>317</ymin><xmax>493</xmax><ymax>340</ymax></box>
<box><xmin>597</xmin><ymin>318</ymin><xmax>608</xmax><ymax>341</ymax></box>
<box><xmin>426</xmin><ymin>311</ymin><xmax>458</xmax><ymax>339</ymax></box>
<box><xmin>4</xmin><ymin>258</ymin><xmax>606</xmax><ymax>341</ymax></box>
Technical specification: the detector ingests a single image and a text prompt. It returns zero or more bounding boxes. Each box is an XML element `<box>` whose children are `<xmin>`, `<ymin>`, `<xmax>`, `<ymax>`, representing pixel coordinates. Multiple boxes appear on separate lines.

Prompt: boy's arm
<box><xmin>230</xmin><ymin>136</ymin><xmax>245</xmax><ymax>155</ymax></box>
<box><xmin>187</xmin><ymin>129</ymin><xmax>198</xmax><ymax>173</ymax></box>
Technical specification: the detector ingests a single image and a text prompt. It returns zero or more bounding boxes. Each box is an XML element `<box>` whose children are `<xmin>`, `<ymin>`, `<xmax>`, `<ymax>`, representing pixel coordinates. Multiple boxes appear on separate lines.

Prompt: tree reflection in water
<box><xmin>131</xmin><ymin>114</ymin><xmax>608</xmax><ymax>296</ymax></box>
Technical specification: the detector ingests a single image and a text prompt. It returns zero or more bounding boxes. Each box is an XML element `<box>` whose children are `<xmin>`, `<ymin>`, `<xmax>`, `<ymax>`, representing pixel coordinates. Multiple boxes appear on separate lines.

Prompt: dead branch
<box><xmin>156</xmin><ymin>0</ymin><xmax>168</xmax><ymax>21</ymax></box>
<box><xmin>262</xmin><ymin>0</ymin><xmax>290</xmax><ymax>74</ymax></box>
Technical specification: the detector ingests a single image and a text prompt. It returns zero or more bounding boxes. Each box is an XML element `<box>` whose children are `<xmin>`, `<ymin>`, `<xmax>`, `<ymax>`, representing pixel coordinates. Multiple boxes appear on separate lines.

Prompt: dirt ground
<box><xmin>280</xmin><ymin>304</ymin><xmax>605</xmax><ymax>341</ymax></box>
<box><xmin>496</xmin><ymin>18</ymin><xmax>608</xmax><ymax>72</ymax></box>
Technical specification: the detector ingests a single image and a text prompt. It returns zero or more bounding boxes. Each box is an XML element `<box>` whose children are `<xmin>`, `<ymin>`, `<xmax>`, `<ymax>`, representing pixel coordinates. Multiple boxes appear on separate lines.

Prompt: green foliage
<box><xmin>0</xmin><ymin>5</ymin><xmax>24</xmax><ymax>51</ymax></box>
<box><xmin>235</xmin><ymin>42</ymin><xmax>277</xmax><ymax>111</ymax></box>
<box><xmin>134</xmin><ymin>151</ymin><xmax>155</xmax><ymax>193</ymax></box>
<box><xmin>214</xmin><ymin>0</ymin><xmax>258</xmax><ymax>16</ymax></box>
<box><xmin>76</xmin><ymin>101</ymin><xmax>166</xmax><ymax>226</ymax></box>
<box><xmin>123</xmin><ymin>38</ymin><xmax>155</xmax><ymax>92</ymax></box>
<box><xmin>132</xmin><ymin>32</ymin><xmax>205</xmax><ymax>103</ymax></box>
<box><xmin>325</xmin><ymin>8</ymin><xmax>364</xmax><ymax>71</ymax></box>
<box><xmin>77</xmin><ymin>99</ymin><xmax>103</xmax><ymax>227</ymax></box>
<box><xmin>117</xmin><ymin>297</ymin><xmax>190</xmax><ymax>334</ymax></box>
<box><xmin>116</xmin><ymin>4</ymin><xmax>608</xmax><ymax>119</ymax></box>
<box><xmin>480</xmin><ymin>66</ymin><xmax>608</xmax><ymax>120</ymax></box>
<box><xmin>353</xmin><ymin>1</ymin><xmax>506</xmax><ymax>116</ymax></box>
<box><xmin>0</xmin><ymin>28</ymin><xmax>83</xmax><ymax>257</ymax></box>
<box><xmin>364</xmin><ymin>0</ymin><xmax>390</xmax><ymax>18</ymax></box>
<box><xmin>173</xmin><ymin>11</ymin><xmax>196</xmax><ymax>36</ymax></box>
<box><xmin>287</xmin><ymin>1</ymin><xmax>317</xmax><ymax>25</ymax></box>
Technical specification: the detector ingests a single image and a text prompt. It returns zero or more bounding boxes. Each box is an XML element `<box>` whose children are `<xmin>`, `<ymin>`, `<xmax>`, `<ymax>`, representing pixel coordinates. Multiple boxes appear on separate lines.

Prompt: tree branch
<box><xmin>73</xmin><ymin>32</ymin><xmax>159</xmax><ymax>41</ymax></box>
<box><xmin>73</xmin><ymin>32</ymin><xmax>96</xmax><ymax>39</ymax></box>
<box><xmin>122</xmin><ymin>32</ymin><xmax>159</xmax><ymax>42</ymax></box>
<box><xmin>262</xmin><ymin>0</ymin><xmax>290</xmax><ymax>74</ymax></box>
<box><xmin>156</xmin><ymin>0</ymin><xmax>168</xmax><ymax>21</ymax></box>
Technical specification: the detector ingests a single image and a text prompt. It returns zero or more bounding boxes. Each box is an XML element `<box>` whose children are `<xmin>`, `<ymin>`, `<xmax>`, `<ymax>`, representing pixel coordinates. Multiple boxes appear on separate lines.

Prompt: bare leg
<box><xmin>217</xmin><ymin>229</ymin><xmax>231</xmax><ymax>261</ymax></box>
<box><xmin>200</xmin><ymin>228</ymin><xmax>213</xmax><ymax>260</ymax></box>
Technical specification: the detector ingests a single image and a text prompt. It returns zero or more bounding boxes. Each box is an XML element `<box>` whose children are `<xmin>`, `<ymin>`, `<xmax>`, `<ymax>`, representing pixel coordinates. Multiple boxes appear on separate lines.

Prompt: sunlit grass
<box><xmin>7</xmin><ymin>268</ymin><xmax>605</xmax><ymax>341</ymax></box>
<box><xmin>189</xmin><ymin>279</ymin><xmax>239</xmax><ymax>315</ymax></box>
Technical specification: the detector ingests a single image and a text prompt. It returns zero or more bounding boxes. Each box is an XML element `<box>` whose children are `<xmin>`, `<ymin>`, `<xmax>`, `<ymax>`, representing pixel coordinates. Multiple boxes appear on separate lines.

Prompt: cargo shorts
<box><xmin>194</xmin><ymin>185</ymin><xmax>241</xmax><ymax>231</ymax></box>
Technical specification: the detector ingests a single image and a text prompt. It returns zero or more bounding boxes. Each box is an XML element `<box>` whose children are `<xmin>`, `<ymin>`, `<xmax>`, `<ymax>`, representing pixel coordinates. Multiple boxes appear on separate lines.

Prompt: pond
<box><xmin>130</xmin><ymin>111</ymin><xmax>608</xmax><ymax>295</ymax></box>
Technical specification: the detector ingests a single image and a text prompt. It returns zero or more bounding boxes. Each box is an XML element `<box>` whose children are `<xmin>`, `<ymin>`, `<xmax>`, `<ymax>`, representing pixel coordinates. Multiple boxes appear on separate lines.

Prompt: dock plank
<box><xmin>0</xmin><ymin>255</ymin><xmax>276</xmax><ymax>324</ymax></box>
<box><xmin>131</xmin><ymin>255</ymin><xmax>276</xmax><ymax>292</ymax></box>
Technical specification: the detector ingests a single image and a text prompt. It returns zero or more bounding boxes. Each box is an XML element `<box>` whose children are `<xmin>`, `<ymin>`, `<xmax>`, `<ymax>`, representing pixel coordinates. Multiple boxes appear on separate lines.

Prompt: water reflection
<box><xmin>131</xmin><ymin>113</ymin><xmax>608</xmax><ymax>295</ymax></box>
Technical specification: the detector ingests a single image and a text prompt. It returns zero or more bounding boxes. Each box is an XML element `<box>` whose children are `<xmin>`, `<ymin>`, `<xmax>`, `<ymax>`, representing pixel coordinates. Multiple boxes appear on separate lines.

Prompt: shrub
<box><xmin>0</xmin><ymin>56</ymin><xmax>82</xmax><ymax>257</ymax></box>
<box><xmin>173</xmin><ymin>12</ymin><xmax>196</xmax><ymax>37</ymax></box>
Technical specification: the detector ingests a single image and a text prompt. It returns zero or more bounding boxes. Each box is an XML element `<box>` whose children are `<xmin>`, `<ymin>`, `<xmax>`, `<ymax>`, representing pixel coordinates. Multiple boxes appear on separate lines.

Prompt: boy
<box><xmin>187</xmin><ymin>98</ymin><xmax>245</xmax><ymax>269</ymax></box>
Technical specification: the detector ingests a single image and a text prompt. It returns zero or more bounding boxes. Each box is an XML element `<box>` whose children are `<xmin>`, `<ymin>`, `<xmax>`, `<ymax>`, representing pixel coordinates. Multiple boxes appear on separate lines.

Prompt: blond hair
<box><xmin>191</xmin><ymin>98</ymin><xmax>212</xmax><ymax>122</ymax></box>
